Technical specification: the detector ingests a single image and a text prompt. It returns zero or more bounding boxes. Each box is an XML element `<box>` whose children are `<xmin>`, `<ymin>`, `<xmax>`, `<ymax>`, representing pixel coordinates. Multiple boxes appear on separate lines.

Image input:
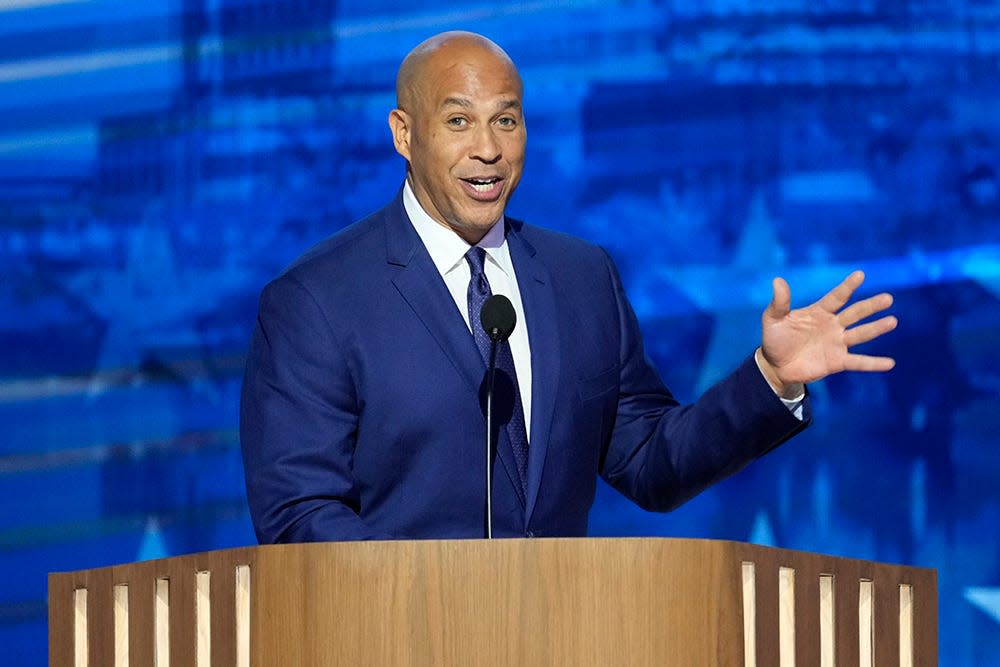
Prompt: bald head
<box><xmin>395</xmin><ymin>31</ymin><xmax>521</xmax><ymax>114</ymax></box>
<box><xmin>387</xmin><ymin>31</ymin><xmax>526</xmax><ymax>243</ymax></box>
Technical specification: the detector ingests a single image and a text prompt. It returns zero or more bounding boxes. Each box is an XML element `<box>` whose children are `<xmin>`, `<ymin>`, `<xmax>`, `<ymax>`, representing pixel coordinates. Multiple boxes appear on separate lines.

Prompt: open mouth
<box><xmin>462</xmin><ymin>176</ymin><xmax>502</xmax><ymax>193</ymax></box>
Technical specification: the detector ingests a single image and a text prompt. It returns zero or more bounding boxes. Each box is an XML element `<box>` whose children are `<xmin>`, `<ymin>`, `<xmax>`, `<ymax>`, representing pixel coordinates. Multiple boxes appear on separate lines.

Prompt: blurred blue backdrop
<box><xmin>2</xmin><ymin>1</ymin><xmax>999</xmax><ymax>663</ymax></box>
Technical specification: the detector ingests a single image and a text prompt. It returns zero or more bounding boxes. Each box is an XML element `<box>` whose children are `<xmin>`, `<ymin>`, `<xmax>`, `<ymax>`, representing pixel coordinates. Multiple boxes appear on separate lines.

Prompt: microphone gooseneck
<box><xmin>480</xmin><ymin>294</ymin><xmax>516</xmax><ymax>539</ymax></box>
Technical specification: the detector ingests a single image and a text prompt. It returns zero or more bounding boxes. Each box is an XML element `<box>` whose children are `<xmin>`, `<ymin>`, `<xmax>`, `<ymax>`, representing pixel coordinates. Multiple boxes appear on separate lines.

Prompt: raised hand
<box><xmin>756</xmin><ymin>270</ymin><xmax>897</xmax><ymax>397</ymax></box>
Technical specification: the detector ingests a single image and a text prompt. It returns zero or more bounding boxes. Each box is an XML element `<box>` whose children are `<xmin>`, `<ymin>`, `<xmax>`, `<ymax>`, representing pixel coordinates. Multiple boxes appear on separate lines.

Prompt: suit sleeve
<box><xmin>598</xmin><ymin>252</ymin><xmax>810</xmax><ymax>512</ymax></box>
<box><xmin>240</xmin><ymin>273</ymin><xmax>392</xmax><ymax>542</ymax></box>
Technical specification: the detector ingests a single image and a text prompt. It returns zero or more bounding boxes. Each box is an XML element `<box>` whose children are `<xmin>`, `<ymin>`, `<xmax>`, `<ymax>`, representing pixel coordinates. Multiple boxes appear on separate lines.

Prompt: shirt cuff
<box><xmin>780</xmin><ymin>394</ymin><xmax>806</xmax><ymax>421</ymax></box>
<box><xmin>754</xmin><ymin>350</ymin><xmax>806</xmax><ymax>420</ymax></box>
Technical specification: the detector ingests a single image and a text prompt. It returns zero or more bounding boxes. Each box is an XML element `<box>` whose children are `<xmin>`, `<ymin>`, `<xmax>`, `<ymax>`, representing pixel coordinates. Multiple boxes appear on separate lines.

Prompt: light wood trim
<box><xmin>196</xmin><ymin>571</ymin><xmax>211</xmax><ymax>666</ymax></box>
<box><xmin>778</xmin><ymin>567</ymin><xmax>795</xmax><ymax>667</ymax></box>
<box><xmin>236</xmin><ymin>565</ymin><xmax>251</xmax><ymax>667</ymax></box>
<box><xmin>860</xmin><ymin>578</ymin><xmax>874</xmax><ymax>667</ymax></box>
<box><xmin>819</xmin><ymin>575</ymin><xmax>835</xmax><ymax>667</ymax></box>
<box><xmin>113</xmin><ymin>584</ymin><xmax>128</xmax><ymax>667</ymax></box>
<box><xmin>73</xmin><ymin>588</ymin><xmax>87</xmax><ymax>667</ymax></box>
<box><xmin>154</xmin><ymin>578</ymin><xmax>169</xmax><ymax>667</ymax></box>
<box><xmin>900</xmin><ymin>583</ymin><xmax>914</xmax><ymax>667</ymax></box>
<box><xmin>742</xmin><ymin>561</ymin><xmax>756</xmax><ymax>667</ymax></box>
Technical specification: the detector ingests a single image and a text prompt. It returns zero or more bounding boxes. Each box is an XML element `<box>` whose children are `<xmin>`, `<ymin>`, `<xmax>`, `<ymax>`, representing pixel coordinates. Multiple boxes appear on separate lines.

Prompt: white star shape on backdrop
<box><xmin>965</xmin><ymin>587</ymin><xmax>1000</xmax><ymax>624</ymax></box>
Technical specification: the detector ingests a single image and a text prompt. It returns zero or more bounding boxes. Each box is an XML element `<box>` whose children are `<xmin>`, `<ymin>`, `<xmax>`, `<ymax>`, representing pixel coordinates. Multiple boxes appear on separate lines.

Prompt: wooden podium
<box><xmin>49</xmin><ymin>538</ymin><xmax>936</xmax><ymax>666</ymax></box>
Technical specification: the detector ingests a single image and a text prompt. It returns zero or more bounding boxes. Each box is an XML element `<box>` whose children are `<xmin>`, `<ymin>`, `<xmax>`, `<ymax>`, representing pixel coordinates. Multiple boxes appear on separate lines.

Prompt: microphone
<box><xmin>479</xmin><ymin>294</ymin><xmax>516</xmax><ymax>539</ymax></box>
<box><xmin>481</xmin><ymin>294</ymin><xmax>516</xmax><ymax>343</ymax></box>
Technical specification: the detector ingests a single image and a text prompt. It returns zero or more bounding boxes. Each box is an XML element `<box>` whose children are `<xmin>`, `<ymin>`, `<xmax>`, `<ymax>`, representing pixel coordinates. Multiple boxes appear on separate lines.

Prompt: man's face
<box><xmin>389</xmin><ymin>45</ymin><xmax>526</xmax><ymax>244</ymax></box>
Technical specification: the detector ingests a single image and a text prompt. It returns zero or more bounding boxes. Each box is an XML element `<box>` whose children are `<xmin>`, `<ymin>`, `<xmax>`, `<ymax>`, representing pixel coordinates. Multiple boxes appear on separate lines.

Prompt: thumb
<box><xmin>764</xmin><ymin>276</ymin><xmax>791</xmax><ymax>323</ymax></box>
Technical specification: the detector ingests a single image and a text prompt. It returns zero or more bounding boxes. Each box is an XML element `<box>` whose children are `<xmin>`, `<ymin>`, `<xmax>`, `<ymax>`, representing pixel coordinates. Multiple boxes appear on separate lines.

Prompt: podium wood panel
<box><xmin>249</xmin><ymin>539</ymin><xmax>739</xmax><ymax>666</ymax></box>
<box><xmin>50</xmin><ymin>538</ymin><xmax>937</xmax><ymax>666</ymax></box>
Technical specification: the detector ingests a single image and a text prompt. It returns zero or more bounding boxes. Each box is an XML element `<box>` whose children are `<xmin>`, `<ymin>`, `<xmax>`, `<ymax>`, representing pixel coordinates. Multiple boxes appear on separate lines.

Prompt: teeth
<box><xmin>467</xmin><ymin>178</ymin><xmax>498</xmax><ymax>192</ymax></box>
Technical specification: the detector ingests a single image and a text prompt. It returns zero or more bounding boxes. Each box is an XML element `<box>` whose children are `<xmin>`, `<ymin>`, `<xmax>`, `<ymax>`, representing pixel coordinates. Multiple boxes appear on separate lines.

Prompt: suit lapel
<box><xmin>507</xmin><ymin>222</ymin><xmax>560</xmax><ymax>524</ymax></box>
<box><xmin>383</xmin><ymin>196</ymin><xmax>527</xmax><ymax>509</ymax></box>
<box><xmin>384</xmin><ymin>195</ymin><xmax>484</xmax><ymax>395</ymax></box>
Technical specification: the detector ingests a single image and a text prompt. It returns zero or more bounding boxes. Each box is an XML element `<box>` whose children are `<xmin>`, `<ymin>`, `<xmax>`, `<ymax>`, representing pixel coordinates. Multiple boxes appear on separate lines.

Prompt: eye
<box><xmin>446</xmin><ymin>116</ymin><xmax>468</xmax><ymax>127</ymax></box>
<box><xmin>496</xmin><ymin>116</ymin><xmax>517</xmax><ymax>128</ymax></box>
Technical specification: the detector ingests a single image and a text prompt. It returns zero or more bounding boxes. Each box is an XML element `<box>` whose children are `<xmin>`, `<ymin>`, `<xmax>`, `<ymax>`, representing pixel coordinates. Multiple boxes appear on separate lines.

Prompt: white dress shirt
<box><xmin>403</xmin><ymin>180</ymin><xmax>534</xmax><ymax>440</ymax></box>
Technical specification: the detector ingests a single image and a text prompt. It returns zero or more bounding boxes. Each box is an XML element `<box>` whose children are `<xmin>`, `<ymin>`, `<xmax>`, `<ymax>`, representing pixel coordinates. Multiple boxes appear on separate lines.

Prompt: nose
<box><xmin>469</xmin><ymin>125</ymin><xmax>501</xmax><ymax>164</ymax></box>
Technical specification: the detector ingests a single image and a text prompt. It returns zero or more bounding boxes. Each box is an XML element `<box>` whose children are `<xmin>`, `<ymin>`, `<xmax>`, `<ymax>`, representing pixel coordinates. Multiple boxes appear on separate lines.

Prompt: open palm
<box><xmin>759</xmin><ymin>271</ymin><xmax>897</xmax><ymax>393</ymax></box>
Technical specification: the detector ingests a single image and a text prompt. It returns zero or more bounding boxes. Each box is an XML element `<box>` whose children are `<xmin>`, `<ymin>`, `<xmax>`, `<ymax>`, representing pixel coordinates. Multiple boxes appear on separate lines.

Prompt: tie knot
<box><xmin>465</xmin><ymin>246</ymin><xmax>488</xmax><ymax>278</ymax></box>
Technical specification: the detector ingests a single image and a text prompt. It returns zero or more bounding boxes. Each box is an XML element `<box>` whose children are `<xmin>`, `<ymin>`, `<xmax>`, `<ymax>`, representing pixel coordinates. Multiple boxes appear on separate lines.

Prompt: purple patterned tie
<box><xmin>466</xmin><ymin>247</ymin><xmax>529</xmax><ymax>493</ymax></box>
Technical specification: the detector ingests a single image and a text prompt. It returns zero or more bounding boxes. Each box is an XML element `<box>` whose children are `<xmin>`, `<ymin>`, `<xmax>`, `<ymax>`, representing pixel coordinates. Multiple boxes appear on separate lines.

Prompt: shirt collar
<box><xmin>402</xmin><ymin>178</ymin><xmax>511</xmax><ymax>277</ymax></box>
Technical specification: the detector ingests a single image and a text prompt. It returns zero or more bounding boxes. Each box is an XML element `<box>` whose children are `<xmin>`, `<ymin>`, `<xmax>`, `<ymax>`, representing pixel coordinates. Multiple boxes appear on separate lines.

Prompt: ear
<box><xmin>388</xmin><ymin>109</ymin><xmax>412</xmax><ymax>161</ymax></box>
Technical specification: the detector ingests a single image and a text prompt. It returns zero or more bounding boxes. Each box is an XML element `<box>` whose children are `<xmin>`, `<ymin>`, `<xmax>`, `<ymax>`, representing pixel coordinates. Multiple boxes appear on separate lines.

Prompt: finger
<box><xmin>815</xmin><ymin>270</ymin><xmax>865</xmax><ymax>313</ymax></box>
<box><xmin>844</xmin><ymin>315</ymin><xmax>898</xmax><ymax>347</ymax></box>
<box><xmin>838</xmin><ymin>292</ymin><xmax>894</xmax><ymax>328</ymax></box>
<box><xmin>764</xmin><ymin>276</ymin><xmax>791</xmax><ymax>322</ymax></box>
<box><xmin>842</xmin><ymin>353</ymin><xmax>896</xmax><ymax>372</ymax></box>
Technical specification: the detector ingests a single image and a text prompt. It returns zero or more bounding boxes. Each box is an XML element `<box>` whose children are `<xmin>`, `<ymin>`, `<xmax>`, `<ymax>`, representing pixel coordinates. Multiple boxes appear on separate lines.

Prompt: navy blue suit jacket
<box><xmin>240</xmin><ymin>192</ymin><xmax>808</xmax><ymax>542</ymax></box>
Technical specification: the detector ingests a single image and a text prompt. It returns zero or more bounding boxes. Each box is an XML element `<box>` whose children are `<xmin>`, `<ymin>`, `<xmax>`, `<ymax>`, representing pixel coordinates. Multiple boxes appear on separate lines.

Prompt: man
<box><xmin>240</xmin><ymin>32</ymin><xmax>896</xmax><ymax>543</ymax></box>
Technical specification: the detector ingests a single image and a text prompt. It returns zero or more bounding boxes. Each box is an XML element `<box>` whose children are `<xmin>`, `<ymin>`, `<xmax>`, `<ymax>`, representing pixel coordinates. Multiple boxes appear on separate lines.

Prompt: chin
<box><xmin>461</xmin><ymin>210</ymin><xmax>503</xmax><ymax>229</ymax></box>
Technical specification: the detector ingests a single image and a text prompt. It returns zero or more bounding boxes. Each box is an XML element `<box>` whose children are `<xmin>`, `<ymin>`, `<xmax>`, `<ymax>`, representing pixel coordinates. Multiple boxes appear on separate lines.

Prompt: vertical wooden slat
<box><xmin>859</xmin><ymin>579</ymin><xmax>874</xmax><ymax>667</ymax></box>
<box><xmin>900</xmin><ymin>584</ymin><xmax>913</xmax><ymax>667</ymax></box>
<box><xmin>168</xmin><ymin>560</ymin><xmax>197</xmax><ymax>666</ymax></box>
<box><xmin>792</xmin><ymin>558</ymin><xmax>822</xmax><ymax>667</ymax></box>
<box><xmin>74</xmin><ymin>588</ymin><xmax>88</xmax><ymax>667</ymax></box>
<box><xmin>914</xmin><ymin>572</ymin><xmax>939</xmax><ymax>666</ymax></box>
<box><xmin>154</xmin><ymin>578</ymin><xmax>170</xmax><ymax>667</ymax></box>
<box><xmin>755</xmin><ymin>559</ymin><xmax>780</xmax><ymax>666</ymax></box>
<box><xmin>85</xmin><ymin>567</ymin><xmax>115</xmax><ymax>666</ymax></box>
<box><xmin>196</xmin><ymin>571</ymin><xmax>211</xmax><ymax>666</ymax></box>
<box><xmin>210</xmin><ymin>560</ymin><xmax>237</xmax><ymax>667</ymax></box>
<box><xmin>836</xmin><ymin>563</ymin><xmax>861</xmax><ymax>667</ymax></box>
<box><xmin>819</xmin><ymin>575</ymin><xmax>836</xmax><ymax>667</ymax></box>
<box><xmin>742</xmin><ymin>561</ymin><xmax>756</xmax><ymax>667</ymax></box>
<box><xmin>49</xmin><ymin>573</ymin><xmax>76</xmax><ymax>667</ymax></box>
<box><xmin>874</xmin><ymin>568</ymin><xmax>900</xmax><ymax>667</ymax></box>
<box><xmin>114</xmin><ymin>584</ymin><xmax>129</xmax><ymax>667</ymax></box>
<box><xmin>236</xmin><ymin>564</ymin><xmax>251</xmax><ymax>667</ymax></box>
<box><xmin>125</xmin><ymin>571</ymin><xmax>155</xmax><ymax>666</ymax></box>
<box><xmin>778</xmin><ymin>567</ymin><xmax>795</xmax><ymax>667</ymax></box>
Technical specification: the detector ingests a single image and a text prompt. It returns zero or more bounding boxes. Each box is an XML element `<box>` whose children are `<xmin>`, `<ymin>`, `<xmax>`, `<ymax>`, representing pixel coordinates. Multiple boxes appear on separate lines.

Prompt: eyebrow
<box><xmin>441</xmin><ymin>97</ymin><xmax>473</xmax><ymax>109</ymax></box>
<box><xmin>440</xmin><ymin>97</ymin><xmax>521</xmax><ymax>112</ymax></box>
